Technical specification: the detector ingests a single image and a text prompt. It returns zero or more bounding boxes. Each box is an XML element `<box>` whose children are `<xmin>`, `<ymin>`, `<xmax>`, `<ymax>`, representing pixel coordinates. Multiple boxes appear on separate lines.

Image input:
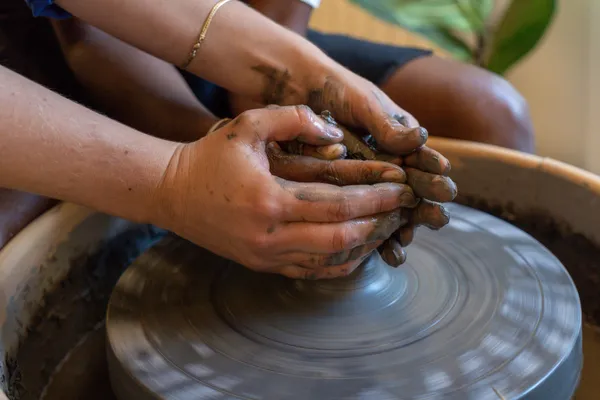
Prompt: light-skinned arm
<box><xmin>0</xmin><ymin>65</ymin><xmax>417</xmax><ymax>279</ymax></box>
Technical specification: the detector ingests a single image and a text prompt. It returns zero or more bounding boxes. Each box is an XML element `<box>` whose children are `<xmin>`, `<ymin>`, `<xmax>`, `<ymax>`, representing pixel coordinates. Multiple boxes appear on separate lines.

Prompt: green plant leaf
<box><xmin>412</xmin><ymin>26</ymin><xmax>474</xmax><ymax>61</ymax></box>
<box><xmin>454</xmin><ymin>0</ymin><xmax>494</xmax><ymax>31</ymax></box>
<box><xmin>348</xmin><ymin>0</ymin><xmax>494</xmax><ymax>61</ymax></box>
<box><xmin>349</xmin><ymin>0</ymin><xmax>493</xmax><ymax>32</ymax></box>
<box><xmin>468</xmin><ymin>0</ymin><xmax>495</xmax><ymax>23</ymax></box>
<box><xmin>486</xmin><ymin>0</ymin><xmax>556</xmax><ymax>75</ymax></box>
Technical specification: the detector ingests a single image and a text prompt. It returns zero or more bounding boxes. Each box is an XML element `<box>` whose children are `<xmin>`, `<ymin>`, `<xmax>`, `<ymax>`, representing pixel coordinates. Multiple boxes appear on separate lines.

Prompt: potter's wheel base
<box><xmin>106</xmin><ymin>204</ymin><xmax>582</xmax><ymax>400</ymax></box>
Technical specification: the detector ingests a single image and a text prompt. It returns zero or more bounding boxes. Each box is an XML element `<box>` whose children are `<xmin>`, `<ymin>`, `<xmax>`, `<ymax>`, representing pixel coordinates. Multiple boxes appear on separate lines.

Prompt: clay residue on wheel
<box><xmin>457</xmin><ymin>194</ymin><xmax>600</xmax><ymax>326</ymax></box>
<box><xmin>6</xmin><ymin>225</ymin><xmax>164</xmax><ymax>400</ymax></box>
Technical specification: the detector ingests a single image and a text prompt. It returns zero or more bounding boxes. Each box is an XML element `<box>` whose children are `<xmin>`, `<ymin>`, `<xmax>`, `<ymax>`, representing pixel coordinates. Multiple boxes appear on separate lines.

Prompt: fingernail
<box><xmin>416</xmin><ymin>127</ymin><xmax>428</xmax><ymax>144</ymax></box>
<box><xmin>318</xmin><ymin>144</ymin><xmax>346</xmax><ymax>159</ymax></box>
<box><xmin>447</xmin><ymin>179</ymin><xmax>458</xmax><ymax>200</ymax></box>
<box><xmin>327</xmin><ymin>126</ymin><xmax>344</xmax><ymax>140</ymax></box>
<box><xmin>381</xmin><ymin>168</ymin><xmax>406</xmax><ymax>183</ymax></box>
<box><xmin>440</xmin><ymin>204</ymin><xmax>450</xmax><ymax>224</ymax></box>
<box><xmin>443</xmin><ymin>162</ymin><xmax>452</xmax><ymax>176</ymax></box>
<box><xmin>317</xmin><ymin>111</ymin><xmax>343</xmax><ymax>140</ymax></box>
<box><xmin>381</xmin><ymin>240</ymin><xmax>406</xmax><ymax>267</ymax></box>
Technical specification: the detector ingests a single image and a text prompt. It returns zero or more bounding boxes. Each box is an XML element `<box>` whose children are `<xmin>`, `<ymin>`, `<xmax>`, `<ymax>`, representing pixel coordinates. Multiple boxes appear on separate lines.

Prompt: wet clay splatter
<box><xmin>6</xmin><ymin>225</ymin><xmax>164</xmax><ymax>400</ymax></box>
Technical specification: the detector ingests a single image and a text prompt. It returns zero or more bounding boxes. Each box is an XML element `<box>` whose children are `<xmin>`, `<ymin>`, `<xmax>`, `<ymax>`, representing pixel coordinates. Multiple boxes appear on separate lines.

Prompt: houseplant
<box><xmin>349</xmin><ymin>0</ymin><xmax>557</xmax><ymax>75</ymax></box>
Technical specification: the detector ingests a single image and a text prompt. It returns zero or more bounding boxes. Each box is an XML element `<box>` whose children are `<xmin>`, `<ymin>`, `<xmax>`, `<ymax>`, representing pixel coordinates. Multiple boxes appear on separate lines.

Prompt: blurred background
<box><xmin>310</xmin><ymin>0</ymin><xmax>598</xmax><ymax>174</ymax></box>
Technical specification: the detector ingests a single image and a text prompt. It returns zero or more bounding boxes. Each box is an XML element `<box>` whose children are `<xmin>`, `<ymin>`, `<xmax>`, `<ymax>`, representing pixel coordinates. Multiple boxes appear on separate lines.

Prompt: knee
<box><xmin>383</xmin><ymin>56</ymin><xmax>536</xmax><ymax>153</ymax></box>
<box><xmin>470</xmin><ymin>71</ymin><xmax>535</xmax><ymax>153</ymax></box>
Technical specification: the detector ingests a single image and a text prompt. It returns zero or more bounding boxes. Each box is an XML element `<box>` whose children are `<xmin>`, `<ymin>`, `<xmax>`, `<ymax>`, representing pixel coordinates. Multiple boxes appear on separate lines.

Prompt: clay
<box><xmin>106</xmin><ymin>203</ymin><xmax>582</xmax><ymax>399</ymax></box>
<box><xmin>7</xmin><ymin>224</ymin><xmax>164</xmax><ymax>399</ymax></box>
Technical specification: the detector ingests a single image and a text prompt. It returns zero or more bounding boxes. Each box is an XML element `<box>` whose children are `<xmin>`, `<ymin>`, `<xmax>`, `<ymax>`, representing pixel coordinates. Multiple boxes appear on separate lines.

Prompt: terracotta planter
<box><xmin>0</xmin><ymin>138</ymin><xmax>598</xmax><ymax>399</ymax></box>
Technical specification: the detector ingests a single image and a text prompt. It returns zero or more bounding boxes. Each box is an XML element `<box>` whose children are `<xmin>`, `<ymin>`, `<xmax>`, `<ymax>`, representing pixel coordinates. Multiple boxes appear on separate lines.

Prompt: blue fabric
<box><xmin>25</xmin><ymin>0</ymin><xmax>71</xmax><ymax>19</ymax></box>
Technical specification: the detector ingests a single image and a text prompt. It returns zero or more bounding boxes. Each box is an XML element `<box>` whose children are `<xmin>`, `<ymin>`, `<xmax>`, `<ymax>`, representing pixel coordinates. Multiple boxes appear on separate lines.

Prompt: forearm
<box><xmin>52</xmin><ymin>19</ymin><xmax>218</xmax><ymax>142</ymax></box>
<box><xmin>244</xmin><ymin>0</ymin><xmax>313</xmax><ymax>35</ymax></box>
<box><xmin>0</xmin><ymin>65</ymin><xmax>176</xmax><ymax>224</ymax></box>
<box><xmin>54</xmin><ymin>0</ymin><xmax>334</xmax><ymax>104</ymax></box>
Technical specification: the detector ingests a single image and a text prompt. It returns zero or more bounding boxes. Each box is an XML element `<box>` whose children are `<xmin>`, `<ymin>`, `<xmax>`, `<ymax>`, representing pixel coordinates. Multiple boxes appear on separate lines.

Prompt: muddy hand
<box><xmin>305</xmin><ymin>69</ymin><xmax>428</xmax><ymax>155</ymax></box>
<box><xmin>394</xmin><ymin>199</ymin><xmax>450</xmax><ymax>244</ymax></box>
<box><xmin>403</xmin><ymin>146</ymin><xmax>451</xmax><ymax>175</ymax></box>
<box><xmin>267</xmin><ymin>142</ymin><xmax>414</xmax><ymax>186</ymax></box>
<box><xmin>279</xmin><ymin>141</ymin><xmax>347</xmax><ymax>161</ymax></box>
<box><xmin>405</xmin><ymin>168</ymin><xmax>457</xmax><ymax>203</ymax></box>
<box><xmin>155</xmin><ymin>105</ymin><xmax>418</xmax><ymax>280</ymax></box>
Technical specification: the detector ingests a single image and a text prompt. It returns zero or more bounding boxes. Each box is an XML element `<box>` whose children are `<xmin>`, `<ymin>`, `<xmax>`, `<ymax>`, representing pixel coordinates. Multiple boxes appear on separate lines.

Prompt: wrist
<box><xmin>149</xmin><ymin>141</ymin><xmax>190</xmax><ymax>233</ymax></box>
<box><xmin>111</xmin><ymin>136</ymin><xmax>182</xmax><ymax>227</ymax></box>
<box><xmin>296</xmin><ymin>50</ymin><xmax>348</xmax><ymax>109</ymax></box>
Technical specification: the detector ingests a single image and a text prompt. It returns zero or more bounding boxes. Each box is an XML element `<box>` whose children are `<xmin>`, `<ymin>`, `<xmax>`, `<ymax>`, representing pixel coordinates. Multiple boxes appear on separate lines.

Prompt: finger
<box><xmin>233</xmin><ymin>105</ymin><xmax>343</xmax><ymax>146</ymax></box>
<box><xmin>303</xmin><ymin>144</ymin><xmax>347</xmax><ymax>160</ymax></box>
<box><xmin>280</xmin><ymin>180</ymin><xmax>417</xmax><ymax>222</ymax></box>
<box><xmin>379</xmin><ymin>239</ymin><xmax>407</xmax><ymax>267</ymax></box>
<box><xmin>368</xmin><ymin>112</ymin><xmax>428</xmax><ymax>155</ymax></box>
<box><xmin>412</xmin><ymin>200</ymin><xmax>450</xmax><ymax>230</ymax></box>
<box><xmin>272</xmin><ymin>265</ymin><xmax>318</xmax><ymax>280</ymax></box>
<box><xmin>280</xmin><ymin>141</ymin><xmax>348</xmax><ymax>160</ymax></box>
<box><xmin>336</xmin><ymin>124</ymin><xmax>401</xmax><ymax>164</ymax></box>
<box><xmin>281</xmin><ymin>241</ymin><xmax>382</xmax><ymax>269</ymax></box>
<box><xmin>310</xmin><ymin>254</ymin><xmax>370</xmax><ymax>280</ymax></box>
<box><xmin>361</xmin><ymin>92</ymin><xmax>427</xmax><ymax>155</ymax></box>
<box><xmin>268</xmin><ymin>143</ymin><xmax>407</xmax><ymax>185</ymax></box>
<box><xmin>272</xmin><ymin>250</ymin><xmax>373</xmax><ymax>280</ymax></box>
<box><xmin>276</xmin><ymin>210</ymin><xmax>408</xmax><ymax>253</ymax></box>
<box><xmin>403</xmin><ymin>146</ymin><xmax>451</xmax><ymax>176</ymax></box>
<box><xmin>405</xmin><ymin>167</ymin><xmax>458</xmax><ymax>202</ymax></box>
<box><xmin>395</xmin><ymin>225</ymin><xmax>415</xmax><ymax>247</ymax></box>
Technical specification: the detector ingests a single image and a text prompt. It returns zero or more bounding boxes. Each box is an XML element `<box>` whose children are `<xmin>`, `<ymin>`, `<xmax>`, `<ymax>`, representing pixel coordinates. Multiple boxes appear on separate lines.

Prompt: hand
<box><xmin>314</xmin><ymin>112</ymin><xmax>457</xmax><ymax>267</ymax></box>
<box><xmin>154</xmin><ymin>106</ymin><xmax>419</xmax><ymax>280</ymax></box>
<box><xmin>383</xmin><ymin>147</ymin><xmax>457</xmax><ymax>265</ymax></box>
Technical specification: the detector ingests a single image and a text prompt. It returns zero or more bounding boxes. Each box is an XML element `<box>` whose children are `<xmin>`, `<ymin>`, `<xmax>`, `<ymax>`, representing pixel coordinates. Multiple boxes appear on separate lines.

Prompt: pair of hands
<box><xmin>155</xmin><ymin>96</ymin><xmax>455</xmax><ymax>280</ymax></box>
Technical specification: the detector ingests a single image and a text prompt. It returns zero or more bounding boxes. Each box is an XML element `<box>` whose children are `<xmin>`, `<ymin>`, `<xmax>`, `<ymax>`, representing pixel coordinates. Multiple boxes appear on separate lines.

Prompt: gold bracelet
<box><xmin>180</xmin><ymin>0</ymin><xmax>234</xmax><ymax>70</ymax></box>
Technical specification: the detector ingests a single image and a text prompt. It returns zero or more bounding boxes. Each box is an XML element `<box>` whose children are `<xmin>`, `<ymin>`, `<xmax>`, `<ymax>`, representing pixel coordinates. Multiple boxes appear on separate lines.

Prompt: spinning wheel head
<box><xmin>106</xmin><ymin>204</ymin><xmax>582</xmax><ymax>399</ymax></box>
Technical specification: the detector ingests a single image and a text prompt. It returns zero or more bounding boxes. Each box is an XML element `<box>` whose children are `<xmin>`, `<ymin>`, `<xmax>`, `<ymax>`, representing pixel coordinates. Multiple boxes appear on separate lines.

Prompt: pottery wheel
<box><xmin>106</xmin><ymin>204</ymin><xmax>583</xmax><ymax>399</ymax></box>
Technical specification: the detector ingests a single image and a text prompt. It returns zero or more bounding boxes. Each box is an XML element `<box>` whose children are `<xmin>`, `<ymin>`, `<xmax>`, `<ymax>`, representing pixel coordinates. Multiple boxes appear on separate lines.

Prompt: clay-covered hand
<box><xmin>304</xmin><ymin>66</ymin><xmax>426</xmax><ymax>155</ymax></box>
<box><xmin>154</xmin><ymin>106</ymin><xmax>418</xmax><ymax>280</ymax></box>
<box><xmin>325</xmin><ymin>116</ymin><xmax>457</xmax><ymax>267</ymax></box>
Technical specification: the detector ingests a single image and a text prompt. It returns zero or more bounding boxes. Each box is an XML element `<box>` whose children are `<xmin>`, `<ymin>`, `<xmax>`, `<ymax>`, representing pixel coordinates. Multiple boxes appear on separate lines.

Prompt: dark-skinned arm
<box><xmin>51</xmin><ymin>18</ymin><xmax>219</xmax><ymax>142</ymax></box>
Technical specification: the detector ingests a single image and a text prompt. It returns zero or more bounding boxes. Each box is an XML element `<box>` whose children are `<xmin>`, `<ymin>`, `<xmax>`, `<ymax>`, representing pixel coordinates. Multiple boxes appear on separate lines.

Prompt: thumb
<box><xmin>359</xmin><ymin>91</ymin><xmax>428</xmax><ymax>155</ymax></box>
<box><xmin>234</xmin><ymin>105</ymin><xmax>344</xmax><ymax>146</ymax></box>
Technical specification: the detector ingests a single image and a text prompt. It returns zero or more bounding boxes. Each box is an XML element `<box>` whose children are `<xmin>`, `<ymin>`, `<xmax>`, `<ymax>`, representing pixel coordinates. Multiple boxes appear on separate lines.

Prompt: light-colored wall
<box><xmin>311</xmin><ymin>0</ymin><xmax>599</xmax><ymax>173</ymax></box>
<box><xmin>507</xmin><ymin>0</ymin><xmax>593</xmax><ymax>170</ymax></box>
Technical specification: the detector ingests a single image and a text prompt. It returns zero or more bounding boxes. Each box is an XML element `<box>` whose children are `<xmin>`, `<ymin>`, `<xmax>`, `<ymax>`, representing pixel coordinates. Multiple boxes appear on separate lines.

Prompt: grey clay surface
<box><xmin>106</xmin><ymin>204</ymin><xmax>583</xmax><ymax>400</ymax></box>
